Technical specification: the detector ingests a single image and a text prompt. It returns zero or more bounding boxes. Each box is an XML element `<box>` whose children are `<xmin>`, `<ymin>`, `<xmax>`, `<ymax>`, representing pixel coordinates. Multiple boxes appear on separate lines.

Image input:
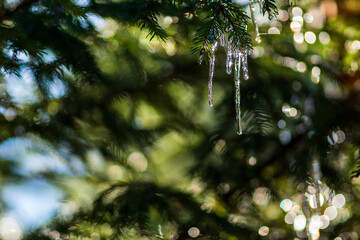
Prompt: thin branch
<box><xmin>218</xmin><ymin>3</ymin><xmax>248</xmax><ymax>47</ymax></box>
<box><xmin>199</xmin><ymin>7</ymin><xmax>221</xmax><ymax>56</ymax></box>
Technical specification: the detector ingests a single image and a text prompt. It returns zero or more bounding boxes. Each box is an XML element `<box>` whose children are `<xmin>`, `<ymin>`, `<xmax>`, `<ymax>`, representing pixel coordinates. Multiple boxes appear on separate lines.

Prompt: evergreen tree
<box><xmin>0</xmin><ymin>0</ymin><xmax>359</xmax><ymax>239</ymax></box>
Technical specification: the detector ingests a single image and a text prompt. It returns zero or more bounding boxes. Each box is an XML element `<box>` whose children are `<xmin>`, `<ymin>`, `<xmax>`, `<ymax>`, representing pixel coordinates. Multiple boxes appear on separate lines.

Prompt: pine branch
<box><xmin>219</xmin><ymin>2</ymin><xmax>251</xmax><ymax>47</ymax></box>
<box><xmin>191</xmin><ymin>16</ymin><xmax>220</xmax><ymax>55</ymax></box>
<box><xmin>136</xmin><ymin>1</ymin><xmax>168</xmax><ymax>41</ymax></box>
<box><xmin>262</xmin><ymin>0</ymin><xmax>278</xmax><ymax>20</ymax></box>
<box><xmin>0</xmin><ymin>1</ymin><xmax>4</xmax><ymax>15</ymax></box>
<box><xmin>56</xmin><ymin>0</ymin><xmax>87</xmax><ymax>18</ymax></box>
<box><xmin>88</xmin><ymin>0</ymin><xmax>168</xmax><ymax>41</ymax></box>
<box><xmin>84</xmin><ymin>181</ymin><xmax>252</xmax><ymax>238</ymax></box>
<box><xmin>0</xmin><ymin>0</ymin><xmax>38</xmax><ymax>22</ymax></box>
<box><xmin>191</xmin><ymin>1</ymin><xmax>224</xmax><ymax>56</ymax></box>
<box><xmin>351</xmin><ymin>155</ymin><xmax>360</xmax><ymax>179</ymax></box>
<box><xmin>191</xmin><ymin>1</ymin><xmax>251</xmax><ymax>56</ymax></box>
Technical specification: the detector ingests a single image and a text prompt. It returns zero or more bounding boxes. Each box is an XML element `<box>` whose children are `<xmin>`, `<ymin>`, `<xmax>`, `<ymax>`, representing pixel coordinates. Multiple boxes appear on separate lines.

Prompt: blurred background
<box><xmin>0</xmin><ymin>0</ymin><xmax>360</xmax><ymax>239</ymax></box>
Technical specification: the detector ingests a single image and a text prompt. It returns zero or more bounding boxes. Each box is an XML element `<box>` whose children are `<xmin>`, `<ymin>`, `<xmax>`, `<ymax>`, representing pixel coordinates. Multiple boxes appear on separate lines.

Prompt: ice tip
<box><xmin>199</xmin><ymin>54</ymin><xmax>204</xmax><ymax>65</ymax></box>
<box><xmin>237</xmin><ymin>130</ymin><xmax>243</xmax><ymax>135</ymax></box>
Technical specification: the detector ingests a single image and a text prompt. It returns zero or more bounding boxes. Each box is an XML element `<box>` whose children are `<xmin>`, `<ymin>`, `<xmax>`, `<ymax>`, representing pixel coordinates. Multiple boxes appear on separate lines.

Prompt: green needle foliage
<box><xmin>191</xmin><ymin>1</ymin><xmax>251</xmax><ymax>56</ymax></box>
<box><xmin>0</xmin><ymin>0</ymin><xmax>360</xmax><ymax>240</ymax></box>
<box><xmin>262</xmin><ymin>0</ymin><xmax>278</xmax><ymax>20</ymax></box>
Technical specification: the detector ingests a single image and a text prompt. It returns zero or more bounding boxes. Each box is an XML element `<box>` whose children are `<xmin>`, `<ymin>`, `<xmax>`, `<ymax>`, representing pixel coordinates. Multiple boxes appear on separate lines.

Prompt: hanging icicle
<box><xmin>203</xmin><ymin>38</ymin><xmax>250</xmax><ymax>133</ymax></box>
<box><xmin>241</xmin><ymin>48</ymin><xmax>249</xmax><ymax>80</ymax></box>
<box><xmin>197</xmin><ymin>0</ymin><xmax>267</xmax><ymax>134</ymax></box>
<box><xmin>312</xmin><ymin>159</ymin><xmax>322</xmax><ymax>216</ymax></box>
<box><xmin>208</xmin><ymin>41</ymin><xmax>218</xmax><ymax>108</ymax></box>
<box><xmin>234</xmin><ymin>48</ymin><xmax>242</xmax><ymax>135</ymax></box>
<box><xmin>257</xmin><ymin>0</ymin><xmax>263</xmax><ymax>13</ymax></box>
<box><xmin>199</xmin><ymin>54</ymin><xmax>204</xmax><ymax>65</ymax></box>
<box><xmin>249</xmin><ymin>0</ymin><xmax>261</xmax><ymax>43</ymax></box>
<box><xmin>226</xmin><ymin>38</ymin><xmax>233</xmax><ymax>75</ymax></box>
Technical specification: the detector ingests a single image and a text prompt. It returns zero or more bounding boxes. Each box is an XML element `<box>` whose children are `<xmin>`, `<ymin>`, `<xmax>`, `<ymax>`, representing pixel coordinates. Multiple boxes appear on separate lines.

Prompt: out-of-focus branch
<box><xmin>0</xmin><ymin>0</ymin><xmax>38</xmax><ymax>22</ymax></box>
<box><xmin>0</xmin><ymin>1</ymin><xmax>4</xmax><ymax>15</ymax></box>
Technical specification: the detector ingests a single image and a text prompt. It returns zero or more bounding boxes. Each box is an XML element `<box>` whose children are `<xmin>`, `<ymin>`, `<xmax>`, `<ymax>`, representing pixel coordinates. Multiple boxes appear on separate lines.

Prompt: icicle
<box><xmin>312</xmin><ymin>159</ymin><xmax>322</xmax><ymax>216</ymax></box>
<box><xmin>208</xmin><ymin>53</ymin><xmax>215</xmax><ymax>107</ymax></box>
<box><xmin>257</xmin><ymin>0</ymin><xmax>263</xmax><ymax>13</ymax></box>
<box><xmin>226</xmin><ymin>39</ymin><xmax>233</xmax><ymax>75</ymax></box>
<box><xmin>241</xmin><ymin>48</ymin><xmax>249</xmax><ymax>80</ymax></box>
<box><xmin>199</xmin><ymin>54</ymin><xmax>204</xmax><ymax>65</ymax></box>
<box><xmin>255</xmin><ymin>34</ymin><xmax>261</xmax><ymax>43</ymax></box>
<box><xmin>236</xmin><ymin>49</ymin><xmax>242</xmax><ymax>80</ymax></box>
<box><xmin>208</xmin><ymin>41</ymin><xmax>218</xmax><ymax>108</ymax></box>
<box><xmin>158</xmin><ymin>225</ymin><xmax>163</xmax><ymax>239</ymax></box>
<box><xmin>301</xmin><ymin>188</ymin><xmax>312</xmax><ymax>240</ymax></box>
<box><xmin>234</xmin><ymin>48</ymin><xmax>242</xmax><ymax>135</ymax></box>
<box><xmin>249</xmin><ymin>0</ymin><xmax>261</xmax><ymax>43</ymax></box>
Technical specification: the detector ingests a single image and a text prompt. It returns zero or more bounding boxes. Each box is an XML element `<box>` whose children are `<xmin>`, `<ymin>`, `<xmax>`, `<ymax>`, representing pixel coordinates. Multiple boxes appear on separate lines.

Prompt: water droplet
<box><xmin>250</xmin><ymin>0</ymin><xmax>261</xmax><ymax>44</ymax></box>
<box><xmin>255</xmin><ymin>35</ymin><xmax>262</xmax><ymax>43</ymax></box>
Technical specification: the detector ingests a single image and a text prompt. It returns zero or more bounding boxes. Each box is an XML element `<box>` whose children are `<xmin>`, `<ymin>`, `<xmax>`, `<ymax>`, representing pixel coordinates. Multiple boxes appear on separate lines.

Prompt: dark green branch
<box><xmin>0</xmin><ymin>0</ymin><xmax>38</xmax><ymax>22</ymax></box>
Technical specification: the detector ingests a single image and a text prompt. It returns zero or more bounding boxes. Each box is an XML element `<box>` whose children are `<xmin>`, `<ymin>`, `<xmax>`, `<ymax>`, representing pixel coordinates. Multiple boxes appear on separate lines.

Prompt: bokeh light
<box><xmin>0</xmin><ymin>215</ymin><xmax>23</xmax><ymax>240</ymax></box>
<box><xmin>308</xmin><ymin>194</ymin><xmax>325</xmax><ymax>209</ymax></box>
<box><xmin>332</xmin><ymin>194</ymin><xmax>346</xmax><ymax>208</ymax></box>
<box><xmin>294</xmin><ymin>215</ymin><xmax>306</xmax><ymax>231</ymax></box>
<box><xmin>293</xmin><ymin>33</ymin><xmax>304</xmax><ymax>44</ymax></box>
<box><xmin>278</xmin><ymin>120</ymin><xmax>286</xmax><ymax>129</ymax></box>
<box><xmin>324</xmin><ymin>206</ymin><xmax>338</xmax><ymax>220</ymax></box>
<box><xmin>248</xmin><ymin>156</ymin><xmax>257</xmax><ymax>166</ymax></box>
<box><xmin>258</xmin><ymin>226</ymin><xmax>269</xmax><ymax>236</ymax></box>
<box><xmin>292</xmin><ymin>7</ymin><xmax>303</xmax><ymax>16</ymax></box>
<box><xmin>320</xmin><ymin>215</ymin><xmax>330</xmax><ymax>229</ymax></box>
<box><xmin>305</xmin><ymin>32</ymin><xmax>316</xmax><ymax>44</ymax></box>
<box><xmin>319</xmin><ymin>32</ymin><xmax>330</xmax><ymax>44</ymax></box>
<box><xmin>304</xmin><ymin>13</ymin><xmax>314</xmax><ymax>23</ymax></box>
<box><xmin>285</xmin><ymin>212</ymin><xmax>296</xmax><ymax>224</ymax></box>
<box><xmin>127</xmin><ymin>152</ymin><xmax>148</xmax><ymax>172</ymax></box>
<box><xmin>280</xmin><ymin>199</ymin><xmax>293</xmax><ymax>212</ymax></box>
<box><xmin>188</xmin><ymin>227</ymin><xmax>200</xmax><ymax>238</ymax></box>
<box><xmin>253</xmin><ymin>187</ymin><xmax>270</xmax><ymax>206</ymax></box>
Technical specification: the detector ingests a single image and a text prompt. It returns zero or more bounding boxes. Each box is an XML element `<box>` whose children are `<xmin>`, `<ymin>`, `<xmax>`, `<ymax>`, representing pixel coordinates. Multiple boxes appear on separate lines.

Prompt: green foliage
<box><xmin>136</xmin><ymin>1</ymin><xmax>168</xmax><ymax>41</ymax></box>
<box><xmin>76</xmin><ymin>181</ymin><xmax>250</xmax><ymax>239</ymax></box>
<box><xmin>191</xmin><ymin>1</ymin><xmax>251</xmax><ymax>56</ymax></box>
<box><xmin>262</xmin><ymin>0</ymin><xmax>278</xmax><ymax>20</ymax></box>
<box><xmin>351</xmin><ymin>156</ymin><xmax>360</xmax><ymax>179</ymax></box>
<box><xmin>89</xmin><ymin>0</ymin><xmax>168</xmax><ymax>41</ymax></box>
<box><xmin>0</xmin><ymin>0</ymin><xmax>360</xmax><ymax>240</ymax></box>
